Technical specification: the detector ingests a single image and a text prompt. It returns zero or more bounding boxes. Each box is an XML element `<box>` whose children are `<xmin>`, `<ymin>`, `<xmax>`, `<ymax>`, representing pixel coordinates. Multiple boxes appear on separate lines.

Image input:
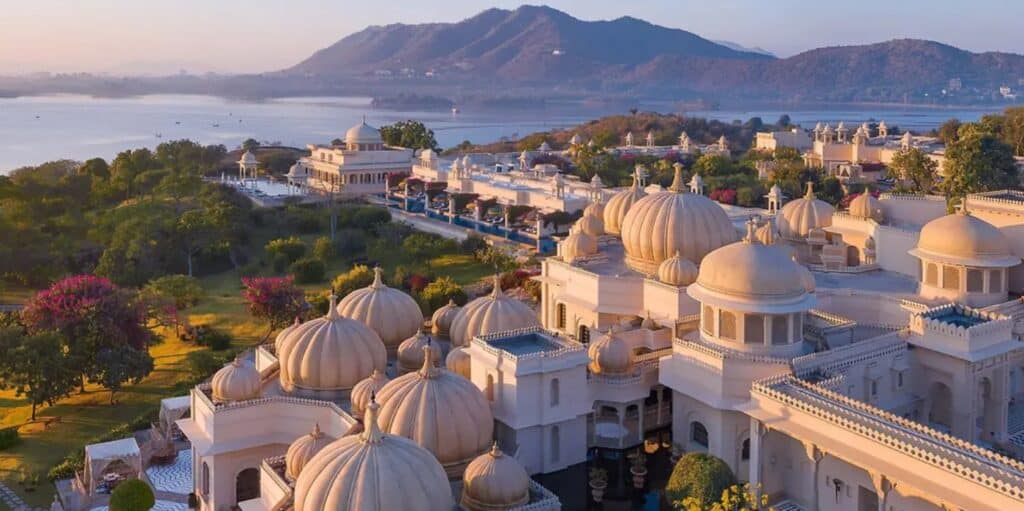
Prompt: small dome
<box><xmin>755</xmin><ymin>220</ymin><xmax>779</xmax><ymax>246</ymax></box>
<box><xmin>911</xmin><ymin>212</ymin><xmax>1018</xmax><ymax>267</ymax></box>
<box><xmin>344</xmin><ymin>121</ymin><xmax>383</xmax><ymax>145</ymax></box>
<box><xmin>286</xmin><ymin>424</ymin><xmax>333</xmax><ymax>481</ymax></box>
<box><xmin>337</xmin><ymin>267</ymin><xmax>425</xmax><ymax>352</ymax></box>
<box><xmin>621</xmin><ymin>165</ymin><xmax>738</xmax><ymax>274</ymax></box>
<box><xmin>848</xmin><ymin>191</ymin><xmax>883</xmax><ymax>221</ymax></box>
<box><xmin>689</xmin><ymin>221</ymin><xmax>814</xmax><ymax>308</ymax></box>
<box><xmin>286</xmin><ymin>162</ymin><xmax>306</xmax><ymax>178</ymax></box>
<box><xmin>603</xmin><ymin>175</ymin><xmax>646</xmax><ymax>235</ymax></box>
<box><xmin>778</xmin><ymin>183</ymin><xmax>834</xmax><ymax>241</ymax></box>
<box><xmin>430</xmin><ymin>299</ymin><xmax>462</xmax><ymax>338</ymax></box>
<box><xmin>446</xmin><ymin>346</ymin><xmax>471</xmax><ymax>379</ymax></box>
<box><xmin>448</xmin><ymin>275</ymin><xmax>540</xmax><ymax>347</ymax></box>
<box><xmin>211</xmin><ymin>356</ymin><xmax>261</xmax><ymax>403</ymax></box>
<box><xmin>294</xmin><ymin>399</ymin><xmax>454</xmax><ymax>511</ymax></box>
<box><xmin>576</xmin><ymin>211</ymin><xmax>604</xmax><ymax>237</ymax></box>
<box><xmin>588</xmin><ymin>326</ymin><xmax>635</xmax><ymax>375</ymax></box>
<box><xmin>641</xmin><ymin>312</ymin><xmax>658</xmax><ymax>330</ymax></box>
<box><xmin>274</xmin><ymin>317</ymin><xmax>302</xmax><ymax>353</ymax></box>
<box><xmin>376</xmin><ymin>346</ymin><xmax>494</xmax><ymax>471</ymax></box>
<box><xmin>561</xmin><ymin>225</ymin><xmax>598</xmax><ymax>263</ymax></box>
<box><xmin>397</xmin><ymin>332</ymin><xmax>443</xmax><ymax>374</ymax></box>
<box><xmin>239</xmin><ymin>150</ymin><xmax>257</xmax><ymax>164</ymax></box>
<box><xmin>278</xmin><ymin>295</ymin><xmax>387</xmax><ymax>395</ymax></box>
<box><xmin>461</xmin><ymin>444</ymin><xmax>531</xmax><ymax>511</ymax></box>
<box><xmin>584</xmin><ymin>200</ymin><xmax>604</xmax><ymax>220</ymax></box>
<box><xmin>657</xmin><ymin>251</ymin><xmax>698</xmax><ymax>287</ymax></box>
<box><xmin>350</xmin><ymin>369</ymin><xmax>390</xmax><ymax>420</ymax></box>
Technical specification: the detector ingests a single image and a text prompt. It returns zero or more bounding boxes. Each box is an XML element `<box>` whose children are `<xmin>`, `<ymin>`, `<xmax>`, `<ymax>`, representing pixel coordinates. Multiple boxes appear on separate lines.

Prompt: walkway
<box><xmin>145</xmin><ymin>449</ymin><xmax>192</xmax><ymax>495</ymax></box>
<box><xmin>0</xmin><ymin>481</ymin><xmax>46</xmax><ymax>511</ymax></box>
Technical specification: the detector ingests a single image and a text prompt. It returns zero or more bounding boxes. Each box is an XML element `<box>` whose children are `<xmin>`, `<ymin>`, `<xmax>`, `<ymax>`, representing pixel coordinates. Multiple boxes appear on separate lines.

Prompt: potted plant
<box><xmin>630</xmin><ymin>453</ymin><xmax>648</xmax><ymax>489</ymax></box>
<box><xmin>589</xmin><ymin>467</ymin><xmax>608</xmax><ymax>502</ymax></box>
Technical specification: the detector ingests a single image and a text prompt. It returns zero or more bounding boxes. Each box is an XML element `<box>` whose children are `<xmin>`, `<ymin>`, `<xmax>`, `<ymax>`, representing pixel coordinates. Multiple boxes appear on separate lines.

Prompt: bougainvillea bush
<box><xmin>241</xmin><ymin>276</ymin><xmax>307</xmax><ymax>343</ymax></box>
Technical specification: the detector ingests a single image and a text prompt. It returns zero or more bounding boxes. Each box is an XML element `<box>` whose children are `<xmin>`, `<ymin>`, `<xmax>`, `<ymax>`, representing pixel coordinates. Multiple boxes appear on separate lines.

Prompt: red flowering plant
<box><xmin>241</xmin><ymin>276</ymin><xmax>307</xmax><ymax>343</ymax></box>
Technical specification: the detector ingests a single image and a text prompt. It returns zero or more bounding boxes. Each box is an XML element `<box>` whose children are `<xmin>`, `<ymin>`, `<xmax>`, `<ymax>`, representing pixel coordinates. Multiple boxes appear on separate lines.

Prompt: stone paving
<box><xmin>0</xmin><ymin>480</ymin><xmax>47</xmax><ymax>511</ymax></box>
<box><xmin>145</xmin><ymin>449</ymin><xmax>192</xmax><ymax>495</ymax></box>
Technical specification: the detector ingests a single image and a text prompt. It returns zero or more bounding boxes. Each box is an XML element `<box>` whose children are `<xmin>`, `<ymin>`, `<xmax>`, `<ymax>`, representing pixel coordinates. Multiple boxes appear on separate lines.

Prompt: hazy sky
<box><xmin>3</xmin><ymin>0</ymin><xmax>1023</xmax><ymax>75</ymax></box>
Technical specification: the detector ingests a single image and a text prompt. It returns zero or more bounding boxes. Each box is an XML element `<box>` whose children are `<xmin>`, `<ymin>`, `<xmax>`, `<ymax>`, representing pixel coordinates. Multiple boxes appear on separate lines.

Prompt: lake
<box><xmin>0</xmin><ymin>94</ymin><xmax>1006</xmax><ymax>173</ymax></box>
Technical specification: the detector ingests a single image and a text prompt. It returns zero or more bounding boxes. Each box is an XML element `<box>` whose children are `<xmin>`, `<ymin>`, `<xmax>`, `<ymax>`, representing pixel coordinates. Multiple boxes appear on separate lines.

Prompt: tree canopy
<box><xmin>379</xmin><ymin>120</ymin><xmax>440</xmax><ymax>151</ymax></box>
<box><xmin>666</xmin><ymin>453</ymin><xmax>738</xmax><ymax>509</ymax></box>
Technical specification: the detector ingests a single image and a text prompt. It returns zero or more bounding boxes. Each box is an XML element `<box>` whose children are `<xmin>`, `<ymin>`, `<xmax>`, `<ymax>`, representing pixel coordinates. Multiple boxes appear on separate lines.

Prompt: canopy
<box><xmin>159</xmin><ymin>395</ymin><xmax>191</xmax><ymax>433</ymax></box>
<box><xmin>84</xmin><ymin>438</ymin><xmax>142</xmax><ymax>495</ymax></box>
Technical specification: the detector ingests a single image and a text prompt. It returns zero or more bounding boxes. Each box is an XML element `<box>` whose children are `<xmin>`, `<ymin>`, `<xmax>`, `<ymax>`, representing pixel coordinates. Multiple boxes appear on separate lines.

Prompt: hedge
<box><xmin>665</xmin><ymin>452</ymin><xmax>738</xmax><ymax>507</ymax></box>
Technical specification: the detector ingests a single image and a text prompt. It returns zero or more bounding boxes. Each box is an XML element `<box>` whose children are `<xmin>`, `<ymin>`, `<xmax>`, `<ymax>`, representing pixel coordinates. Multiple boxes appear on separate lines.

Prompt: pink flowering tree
<box><xmin>22</xmin><ymin>274</ymin><xmax>154</xmax><ymax>399</ymax></box>
<box><xmin>241</xmin><ymin>276</ymin><xmax>307</xmax><ymax>343</ymax></box>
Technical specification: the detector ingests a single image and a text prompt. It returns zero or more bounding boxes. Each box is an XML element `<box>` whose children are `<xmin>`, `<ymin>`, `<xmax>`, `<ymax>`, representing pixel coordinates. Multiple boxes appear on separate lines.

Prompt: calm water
<box><xmin>0</xmin><ymin>94</ymin><xmax>1006</xmax><ymax>173</ymax></box>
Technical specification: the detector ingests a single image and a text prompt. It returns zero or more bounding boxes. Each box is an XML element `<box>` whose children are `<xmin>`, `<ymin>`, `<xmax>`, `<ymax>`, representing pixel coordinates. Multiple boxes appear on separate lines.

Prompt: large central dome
<box><xmin>620</xmin><ymin>165</ymin><xmax>738</xmax><ymax>274</ymax></box>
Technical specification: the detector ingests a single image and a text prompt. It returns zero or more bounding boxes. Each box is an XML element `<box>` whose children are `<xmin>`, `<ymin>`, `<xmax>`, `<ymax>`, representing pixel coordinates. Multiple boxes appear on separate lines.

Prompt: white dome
<box><xmin>397</xmin><ymin>331</ymin><xmax>443</xmax><ymax>374</ymax></box>
<box><xmin>688</xmin><ymin>222</ymin><xmax>816</xmax><ymax>313</ymax></box>
<box><xmin>448</xmin><ymin>275</ymin><xmax>540</xmax><ymax>347</ymax></box>
<box><xmin>620</xmin><ymin>166</ymin><xmax>738</xmax><ymax>274</ymax></box>
<box><xmin>376</xmin><ymin>346</ymin><xmax>494</xmax><ymax>472</ymax></box>
<box><xmin>657</xmin><ymin>251</ymin><xmax>698</xmax><ymax>287</ymax></box>
<box><xmin>211</xmin><ymin>356</ymin><xmax>261</xmax><ymax>403</ymax></box>
<box><xmin>350</xmin><ymin>369</ymin><xmax>390</xmax><ymax>420</ymax></box>
<box><xmin>848</xmin><ymin>191</ymin><xmax>883</xmax><ymax>221</ymax></box>
<box><xmin>239</xmin><ymin>150</ymin><xmax>257</xmax><ymax>164</ymax></box>
<box><xmin>337</xmin><ymin>267</ymin><xmax>424</xmax><ymax>352</ymax></box>
<box><xmin>911</xmin><ymin>212</ymin><xmax>1019</xmax><ymax>267</ymax></box>
<box><xmin>796</xmin><ymin>258</ymin><xmax>816</xmax><ymax>293</ymax></box>
<box><xmin>445</xmin><ymin>346</ymin><xmax>471</xmax><ymax>379</ymax></box>
<box><xmin>778</xmin><ymin>183</ymin><xmax>834</xmax><ymax>240</ymax></box>
<box><xmin>344</xmin><ymin>121</ymin><xmax>383</xmax><ymax>145</ymax></box>
<box><xmin>286</xmin><ymin>424</ymin><xmax>333</xmax><ymax>481</ymax></box>
<box><xmin>584</xmin><ymin>200</ymin><xmax>604</xmax><ymax>219</ymax></box>
<box><xmin>274</xmin><ymin>317</ymin><xmax>302</xmax><ymax>353</ymax></box>
<box><xmin>561</xmin><ymin>225</ymin><xmax>598</xmax><ymax>263</ymax></box>
<box><xmin>278</xmin><ymin>295</ymin><xmax>387</xmax><ymax>395</ymax></box>
<box><xmin>587</xmin><ymin>326</ymin><xmax>635</xmax><ymax>375</ymax></box>
<box><xmin>461</xmin><ymin>444</ymin><xmax>531</xmax><ymax>511</ymax></box>
<box><xmin>286</xmin><ymin>162</ymin><xmax>307</xmax><ymax>178</ymax></box>
<box><xmin>603</xmin><ymin>176</ymin><xmax>646</xmax><ymax>235</ymax></box>
<box><xmin>294</xmin><ymin>400</ymin><xmax>454</xmax><ymax>511</ymax></box>
<box><xmin>430</xmin><ymin>299</ymin><xmax>462</xmax><ymax>338</ymax></box>
<box><xmin>755</xmin><ymin>220</ymin><xmax>779</xmax><ymax>246</ymax></box>
<box><xmin>576</xmin><ymin>210</ymin><xmax>604</xmax><ymax>236</ymax></box>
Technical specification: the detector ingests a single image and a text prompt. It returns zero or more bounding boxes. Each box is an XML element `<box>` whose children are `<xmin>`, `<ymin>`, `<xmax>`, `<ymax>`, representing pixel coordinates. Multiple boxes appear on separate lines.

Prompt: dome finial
<box><xmin>489</xmin><ymin>441</ymin><xmax>502</xmax><ymax>457</ymax></box>
<box><xmin>361</xmin><ymin>394</ymin><xmax>384</xmax><ymax>444</ymax></box>
<box><xmin>669</xmin><ymin>163</ymin><xmax>686</xmax><ymax>193</ymax></box>
<box><xmin>371</xmin><ymin>266</ymin><xmax>385</xmax><ymax>288</ymax></box>
<box><xmin>327</xmin><ymin>292</ymin><xmax>339</xmax><ymax>320</ymax></box>
<box><xmin>490</xmin><ymin>273</ymin><xmax>504</xmax><ymax>299</ymax></box>
<box><xmin>311</xmin><ymin>423</ymin><xmax>323</xmax><ymax>438</ymax></box>
<box><xmin>419</xmin><ymin>342</ymin><xmax>439</xmax><ymax>378</ymax></box>
<box><xmin>804</xmin><ymin>181</ymin><xmax>815</xmax><ymax>199</ymax></box>
<box><xmin>744</xmin><ymin>218</ymin><xmax>759</xmax><ymax>244</ymax></box>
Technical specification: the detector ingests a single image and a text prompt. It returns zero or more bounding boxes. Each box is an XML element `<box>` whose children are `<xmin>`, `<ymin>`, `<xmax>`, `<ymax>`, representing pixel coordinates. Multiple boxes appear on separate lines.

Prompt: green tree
<box><xmin>676</xmin><ymin>483</ymin><xmax>766</xmax><ymax>511</ymax></box>
<box><xmin>943</xmin><ymin>126</ymin><xmax>1018</xmax><ymax>199</ymax></box>
<box><xmin>78</xmin><ymin>158</ymin><xmax>110</xmax><ymax>180</ymax></box>
<box><xmin>889</xmin><ymin>147</ymin><xmax>938</xmax><ymax>194</ymax></box>
<box><xmin>144</xmin><ymin>274</ymin><xmax>204</xmax><ymax>311</ymax></box>
<box><xmin>666</xmin><ymin>453</ymin><xmax>738</xmax><ymax>509</ymax></box>
<box><xmin>379</xmin><ymin>120</ymin><xmax>440</xmax><ymax>151</ymax></box>
<box><xmin>110</xmin><ymin>148</ymin><xmax>157</xmax><ymax>200</ymax></box>
<box><xmin>242</xmin><ymin>138</ymin><xmax>261</xmax><ymax>151</ymax></box>
<box><xmin>693</xmin><ymin>154</ymin><xmax>733</xmax><ymax>176</ymax></box>
<box><xmin>265</xmin><ymin>236</ymin><xmax>308</xmax><ymax>263</ymax></box>
<box><xmin>312</xmin><ymin>236</ymin><xmax>336</xmax><ymax>261</ymax></box>
<box><xmin>936</xmin><ymin>118</ymin><xmax>961</xmax><ymax>146</ymax></box>
<box><xmin>420</xmin><ymin>276</ymin><xmax>467</xmax><ymax>312</ymax></box>
<box><xmin>0</xmin><ymin>330</ymin><xmax>78</xmax><ymax>420</ymax></box>
<box><xmin>109</xmin><ymin>479</ymin><xmax>155</xmax><ymax>511</ymax></box>
<box><xmin>290</xmin><ymin>257</ymin><xmax>326</xmax><ymax>284</ymax></box>
<box><xmin>176</xmin><ymin>209</ymin><xmax>223</xmax><ymax>277</ymax></box>
<box><xmin>91</xmin><ymin>345</ymin><xmax>154</xmax><ymax>404</ymax></box>
<box><xmin>332</xmin><ymin>265</ymin><xmax>375</xmax><ymax>297</ymax></box>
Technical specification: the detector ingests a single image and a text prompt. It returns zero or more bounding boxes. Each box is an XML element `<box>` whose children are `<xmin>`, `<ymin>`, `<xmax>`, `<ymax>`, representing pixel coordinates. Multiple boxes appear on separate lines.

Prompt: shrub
<box><xmin>284</xmin><ymin>206</ymin><xmax>322</xmax><ymax>234</ymax></box>
<box><xmin>184</xmin><ymin>350</ymin><xmax>235</xmax><ymax>381</ymax></box>
<box><xmin>335</xmin><ymin>228</ymin><xmax>367</xmax><ymax>255</ymax></box>
<box><xmin>110</xmin><ymin>479</ymin><xmax>155</xmax><ymax>511</ymax></box>
<box><xmin>0</xmin><ymin>427</ymin><xmax>20</xmax><ymax>450</ymax></box>
<box><xmin>306</xmin><ymin>289</ymin><xmax>331</xmax><ymax>316</ymax></box>
<box><xmin>406</xmin><ymin>273</ymin><xmax>430</xmax><ymax>293</ymax></box>
<box><xmin>350</xmin><ymin>207</ymin><xmax>391</xmax><ymax>230</ymax></box>
<box><xmin>290</xmin><ymin>257</ymin><xmax>326</xmax><ymax>284</ymax></box>
<box><xmin>312</xmin><ymin>236</ymin><xmax>335</xmax><ymax>261</ymax></box>
<box><xmin>332</xmin><ymin>265</ymin><xmax>374</xmax><ymax>297</ymax></box>
<box><xmin>460</xmin><ymin>234</ymin><xmax>489</xmax><ymax>254</ymax></box>
<box><xmin>420</xmin><ymin>276</ymin><xmax>467</xmax><ymax>312</ymax></box>
<box><xmin>271</xmin><ymin>253</ymin><xmax>290</xmax><ymax>274</ymax></box>
<box><xmin>666</xmin><ymin>453</ymin><xmax>738</xmax><ymax>508</ymax></box>
<box><xmin>265</xmin><ymin>236</ymin><xmax>307</xmax><ymax>263</ymax></box>
<box><xmin>187</xmin><ymin>325</ymin><xmax>233</xmax><ymax>351</ymax></box>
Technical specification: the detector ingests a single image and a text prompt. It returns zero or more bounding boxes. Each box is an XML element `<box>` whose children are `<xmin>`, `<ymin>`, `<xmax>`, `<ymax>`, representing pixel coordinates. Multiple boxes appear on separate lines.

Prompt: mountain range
<box><xmin>282</xmin><ymin>5</ymin><xmax>1024</xmax><ymax>103</ymax></box>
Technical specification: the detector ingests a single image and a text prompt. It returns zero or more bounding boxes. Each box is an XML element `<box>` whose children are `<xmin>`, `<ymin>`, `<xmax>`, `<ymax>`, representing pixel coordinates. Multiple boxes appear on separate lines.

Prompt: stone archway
<box><xmin>235</xmin><ymin>467</ymin><xmax>259</xmax><ymax>504</ymax></box>
<box><xmin>847</xmin><ymin>245</ymin><xmax>860</xmax><ymax>267</ymax></box>
<box><xmin>928</xmin><ymin>382</ymin><xmax>953</xmax><ymax>430</ymax></box>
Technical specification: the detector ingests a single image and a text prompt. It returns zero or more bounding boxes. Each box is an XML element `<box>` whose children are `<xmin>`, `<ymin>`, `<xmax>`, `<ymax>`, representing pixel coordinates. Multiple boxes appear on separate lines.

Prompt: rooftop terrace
<box><xmin>486</xmin><ymin>331</ymin><xmax>564</xmax><ymax>355</ymax></box>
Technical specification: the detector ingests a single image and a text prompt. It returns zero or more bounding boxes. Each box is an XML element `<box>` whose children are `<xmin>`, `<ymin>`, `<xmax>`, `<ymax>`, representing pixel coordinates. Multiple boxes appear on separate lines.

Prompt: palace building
<box><xmin>288</xmin><ymin>121</ymin><xmax>413</xmax><ymax>196</ymax></box>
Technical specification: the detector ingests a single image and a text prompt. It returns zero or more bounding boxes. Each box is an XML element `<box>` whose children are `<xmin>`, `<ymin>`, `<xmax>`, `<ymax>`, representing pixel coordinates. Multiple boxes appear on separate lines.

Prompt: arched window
<box><xmin>719</xmin><ymin>311</ymin><xmax>737</xmax><ymax>340</ymax></box>
<box><xmin>702</xmin><ymin>305</ymin><xmax>715</xmax><ymax>335</ymax></box>
<box><xmin>741</xmin><ymin>438</ymin><xmax>750</xmax><ymax>461</ymax></box>
<box><xmin>550</xmin><ymin>426</ymin><xmax>560</xmax><ymax>462</ymax></box>
<box><xmin>550</xmin><ymin>378</ymin><xmax>560</xmax><ymax>407</ymax></box>
<box><xmin>556</xmin><ymin>304</ymin><xmax>567</xmax><ymax>329</ymax></box>
<box><xmin>485</xmin><ymin>374</ymin><xmax>495</xmax><ymax>402</ymax></box>
<box><xmin>201</xmin><ymin>462</ymin><xmax>210</xmax><ymax>496</ymax></box>
<box><xmin>942</xmin><ymin>265</ymin><xmax>960</xmax><ymax>290</ymax></box>
<box><xmin>578</xmin><ymin>324</ymin><xmax>590</xmax><ymax>343</ymax></box>
<box><xmin>925</xmin><ymin>263</ymin><xmax>938</xmax><ymax>286</ymax></box>
<box><xmin>690</xmin><ymin>421</ymin><xmax>709</xmax><ymax>449</ymax></box>
<box><xmin>235</xmin><ymin>467</ymin><xmax>260</xmax><ymax>503</ymax></box>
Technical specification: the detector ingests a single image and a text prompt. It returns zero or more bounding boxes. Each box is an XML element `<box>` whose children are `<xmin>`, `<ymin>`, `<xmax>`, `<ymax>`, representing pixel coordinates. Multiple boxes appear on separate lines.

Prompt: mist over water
<box><xmin>0</xmin><ymin>94</ymin><xmax>1004</xmax><ymax>173</ymax></box>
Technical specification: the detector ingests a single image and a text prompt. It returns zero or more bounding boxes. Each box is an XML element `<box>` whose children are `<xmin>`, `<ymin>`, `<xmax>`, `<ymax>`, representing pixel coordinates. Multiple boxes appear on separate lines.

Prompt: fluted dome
<box><xmin>755</xmin><ymin>219</ymin><xmax>779</xmax><ymax>246</ymax></box>
<box><xmin>294</xmin><ymin>400</ymin><xmax>454</xmax><ymax>511</ymax></box>
<box><xmin>588</xmin><ymin>326</ymin><xmax>635</xmax><ymax>375</ymax></box>
<box><xmin>603</xmin><ymin>175</ymin><xmax>646</xmax><ymax>235</ymax></box>
<box><xmin>848</xmin><ymin>191</ymin><xmax>883</xmax><ymax>221</ymax></box>
<box><xmin>274</xmin><ymin>317</ymin><xmax>302</xmax><ymax>353</ymax></box>
<box><xmin>397</xmin><ymin>332</ymin><xmax>442</xmax><ymax>374</ymax></box>
<box><xmin>286</xmin><ymin>424</ymin><xmax>333</xmax><ymax>481</ymax></box>
<box><xmin>778</xmin><ymin>183</ymin><xmax>834</xmax><ymax>241</ymax></box>
<box><xmin>448</xmin><ymin>275</ymin><xmax>541</xmax><ymax>347</ymax></box>
<box><xmin>689</xmin><ymin>222</ymin><xmax>816</xmax><ymax>312</ymax></box>
<box><xmin>211</xmin><ymin>356</ymin><xmax>261</xmax><ymax>403</ymax></box>
<box><xmin>350</xmin><ymin>369</ymin><xmax>390</xmax><ymax>420</ymax></box>
<box><xmin>461</xmin><ymin>444</ymin><xmax>531</xmax><ymax>511</ymax></box>
<box><xmin>337</xmin><ymin>267</ymin><xmax>424</xmax><ymax>352</ymax></box>
<box><xmin>344</xmin><ymin>121</ymin><xmax>383</xmax><ymax>145</ymax></box>
<box><xmin>620</xmin><ymin>165</ymin><xmax>738</xmax><ymax>274</ymax></box>
<box><xmin>376</xmin><ymin>347</ymin><xmax>494</xmax><ymax>471</ymax></box>
<box><xmin>561</xmin><ymin>225</ymin><xmax>598</xmax><ymax>263</ymax></box>
<box><xmin>584</xmin><ymin>201</ymin><xmax>604</xmax><ymax>220</ymax></box>
<box><xmin>657</xmin><ymin>251</ymin><xmax>698</xmax><ymax>287</ymax></box>
<box><xmin>279</xmin><ymin>295</ymin><xmax>387</xmax><ymax>395</ymax></box>
<box><xmin>430</xmin><ymin>299</ymin><xmax>462</xmax><ymax>338</ymax></box>
<box><xmin>911</xmin><ymin>211</ymin><xmax>1019</xmax><ymax>267</ymax></box>
<box><xmin>446</xmin><ymin>346</ymin><xmax>472</xmax><ymax>379</ymax></box>
<box><xmin>576</xmin><ymin>210</ymin><xmax>604</xmax><ymax>236</ymax></box>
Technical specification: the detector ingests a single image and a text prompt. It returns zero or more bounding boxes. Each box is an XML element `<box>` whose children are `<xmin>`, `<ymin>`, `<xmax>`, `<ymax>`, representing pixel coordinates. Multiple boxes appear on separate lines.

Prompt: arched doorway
<box><xmin>928</xmin><ymin>382</ymin><xmax>953</xmax><ymax>430</ymax></box>
<box><xmin>846</xmin><ymin>246</ymin><xmax>860</xmax><ymax>267</ymax></box>
<box><xmin>235</xmin><ymin>467</ymin><xmax>259</xmax><ymax>503</ymax></box>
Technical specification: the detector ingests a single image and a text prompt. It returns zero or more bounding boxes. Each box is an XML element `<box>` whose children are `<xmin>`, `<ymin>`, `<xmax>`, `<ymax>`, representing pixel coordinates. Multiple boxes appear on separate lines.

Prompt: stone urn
<box><xmin>589</xmin><ymin>478</ymin><xmax>607</xmax><ymax>502</ymax></box>
<box><xmin>630</xmin><ymin>465</ymin><xmax>648</xmax><ymax>489</ymax></box>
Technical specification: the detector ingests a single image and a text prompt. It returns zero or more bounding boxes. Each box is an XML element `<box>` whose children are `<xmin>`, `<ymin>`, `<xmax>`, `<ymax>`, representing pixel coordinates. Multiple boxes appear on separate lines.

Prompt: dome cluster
<box><xmin>336</xmin><ymin>267</ymin><xmax>424</xmax><ymax>353</ymax></box>
<box><xmin>448</xmin><ymin>275</ymin><xmax>541</xmax><ymax>347</ymax></box>
<box><xmin>561</xmin><ymin>223</ymin><xmax>598</xmax><ymax>264</ymax></box>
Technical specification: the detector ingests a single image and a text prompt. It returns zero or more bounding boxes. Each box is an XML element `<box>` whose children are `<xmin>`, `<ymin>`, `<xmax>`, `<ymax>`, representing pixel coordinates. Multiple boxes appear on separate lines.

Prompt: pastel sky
<box><xmin>2</xmin><ymin>0</ymin><xmax>1022</xmax><ymax>75</ymax></box>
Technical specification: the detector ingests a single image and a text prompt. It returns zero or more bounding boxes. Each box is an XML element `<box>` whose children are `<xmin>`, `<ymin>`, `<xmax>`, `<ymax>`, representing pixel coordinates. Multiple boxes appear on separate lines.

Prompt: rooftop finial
<box><xmin>490</xmin><ymin>273</ymin><xmax>503</xmax><ymax>299</ymax></box>
<box><xmin>419</xmin><ymin>342</ymin><xmax>439</xmax><ymax>378</ymax></box>
<box><xmin>489</xmin><ymin>440</ymin><xmax>502</xmax><ymax>457</ymax></box>
<box><xmin>327</xmin><ymin>292</ymin><xmax>340</xmax><ymax>320</ymax></box>
<box><xmin>744</xmin><ymin>218</ymin><xmax>758</xmax><ymax>244</ymax></box>
<box><xmin>361</xmin><ymin>394</ymin><xmax>383</xmax><ymax>444</ymax></box>
<box><xmin>311</xmin><ymin>423</ymin><xmax>323</xmax><ymax>438</ymax></box>
<box><xmin>669</xmin><ymin>163</ymin><xmax>686</xmax><ymax>193</ymax></box>
<box><xmin>805</xmin><ymin>181</ymin><xmax>815</xmax><ymax>199</ymax></box>
<box><xmin>371</xmin><ymin>266</ymin><xmax>385</xmax><ymax>288</ymax></box>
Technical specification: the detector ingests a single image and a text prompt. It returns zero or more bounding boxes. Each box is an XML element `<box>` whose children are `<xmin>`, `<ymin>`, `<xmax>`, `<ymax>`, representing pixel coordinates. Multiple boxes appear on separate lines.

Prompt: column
<box><xmin>748</xmin><ymin>418</ymin><xmax>763</xmax><ymax>507</ymax></box>
<box><xmin>869</xmin><ymin>471</ymin><xmax>894</xmax><ymax>511</ymax></box>
<box><xmin>802</xmin><ymin>441</ymin><xmax>825</xmax><ymax>511</ymax></box>
<box><xmin>617</xmin><ymin>406</ymin><xmax>625</xmax><ymax>449</ymax></box>
<box><xmin>637</xmin><ymin>401</ymin><xmax>645</xmax><ymax>441</ymax></box>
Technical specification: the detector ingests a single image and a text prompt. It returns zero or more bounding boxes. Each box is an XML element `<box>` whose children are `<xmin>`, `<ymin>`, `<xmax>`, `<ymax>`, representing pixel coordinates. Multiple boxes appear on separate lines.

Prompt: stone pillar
<box><xmin>748</xmin><ymin>418</ymin><xmax>765</xmax><ymax>507</ymax></box>
<box><xmin>869</xmin><ymin>471</ymin><xmax>895</xmax><ymax>511</ymax></box>
<box><xmin>618</xmin><ymin>406</ymin><xmax>625</xmax><ymax>449</ymax></box>
<box><xmin>448</xmin><ymin>198</ymin><xmax>455</xmax><ymax>224</ymax></box>
<box><xmin>802</xmin><ymin>441</ymin><xmax>825</xmax><ymax>511</ymax></box>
